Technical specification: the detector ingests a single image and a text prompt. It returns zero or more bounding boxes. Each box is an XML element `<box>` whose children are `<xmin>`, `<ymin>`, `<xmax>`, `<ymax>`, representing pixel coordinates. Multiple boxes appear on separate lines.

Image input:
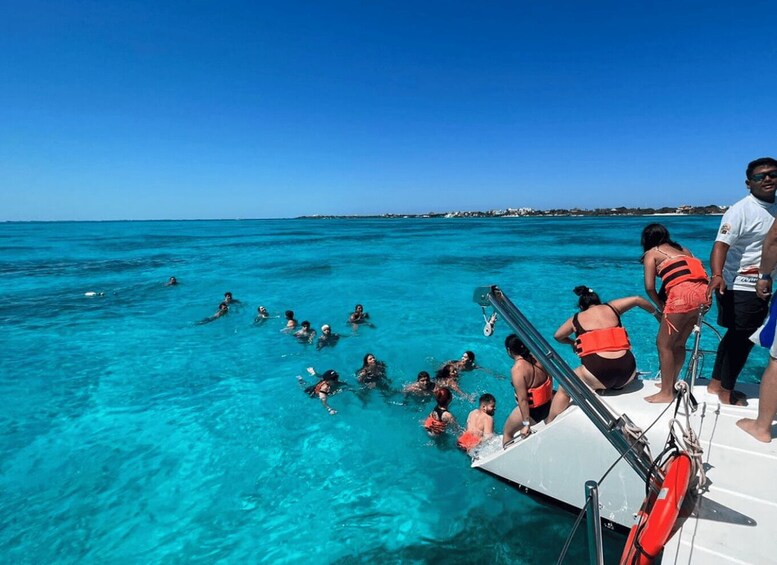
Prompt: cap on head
<box><xmin>322</xmin><ymin>324</ymin><xmax>331</xmax><ymax>331</ymax></box>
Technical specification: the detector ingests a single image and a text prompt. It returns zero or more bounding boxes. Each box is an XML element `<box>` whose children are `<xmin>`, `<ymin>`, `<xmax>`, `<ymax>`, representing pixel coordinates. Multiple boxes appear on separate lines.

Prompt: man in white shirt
<box><xmin>707</xmin><ymin>157</ymin><xmax>777</xmax><ymax>405</ymax></box>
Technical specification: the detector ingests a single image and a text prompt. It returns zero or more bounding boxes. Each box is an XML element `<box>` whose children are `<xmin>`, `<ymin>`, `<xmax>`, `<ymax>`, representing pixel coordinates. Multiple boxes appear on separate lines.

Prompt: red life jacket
<box><xmin>658</xmin><ymin>256</ymin><xmax>709</xmax><ymax>290</ymax></box>
<box><xmin>575</xmin><ymin>326</ymin><xmax>631</xmax><ymax>357</ymax></box>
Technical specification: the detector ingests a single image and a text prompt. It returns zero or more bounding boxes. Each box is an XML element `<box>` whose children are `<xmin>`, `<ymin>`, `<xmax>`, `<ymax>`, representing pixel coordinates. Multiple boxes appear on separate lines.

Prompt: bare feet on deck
<box><xmin>644</xmin><ymin>391</ymin><xmax>675</xmax><ymax>403</ymax></box>
<box><xmin>706</xmin><ymin>380</ymin><xmax>747</xmax><ymax>405</ymax></box>
<box><xmin>736</xmin><ymin>418</ymin><xmax>773</xmax><ymax>443</ymax></box>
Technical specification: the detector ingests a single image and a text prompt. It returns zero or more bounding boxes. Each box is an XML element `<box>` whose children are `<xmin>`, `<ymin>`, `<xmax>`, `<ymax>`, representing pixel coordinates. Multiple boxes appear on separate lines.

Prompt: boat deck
<box><xmin>661</xmin><ymin>380</ymin><xmax>777</xmax><ymax>564</ymax></box>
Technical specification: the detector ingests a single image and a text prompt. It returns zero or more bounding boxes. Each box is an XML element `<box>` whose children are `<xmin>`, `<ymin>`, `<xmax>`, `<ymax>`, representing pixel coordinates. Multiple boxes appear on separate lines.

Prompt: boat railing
<box><xmin>474</xmin><ymin>285</ymin><xmax>655</xmax><ymax>484</ymax></box>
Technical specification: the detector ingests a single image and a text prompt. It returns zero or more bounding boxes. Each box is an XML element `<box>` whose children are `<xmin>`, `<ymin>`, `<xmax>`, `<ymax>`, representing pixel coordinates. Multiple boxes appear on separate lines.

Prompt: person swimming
<box><xmin>294</xmin><ymin>320</ymin><xmax>316</xmax><ymax>344</ymax></box>
<box><xmin>316</xmin><ymin>324</ymin><xmax>340</xmax><ymax>350</ymax></box>
<box><xmin>298</xmin><ymin>368</ymin><xmax>341</xmax><ymax>415</ymax></box>
<box><xmin>403</xmin><ymin>371</ymin><xmax>436</xmax><ymax>396</ymax></box>
<box><xmin>356</xmin><ymin>353</ymin><xmax>388</xmax><ymax>388</ymax></box>
<box><xmin>453</xmin><ymin>351</ymin><xmax>476</xmax><ymax>372</ymax></box>
<box><xmin>282</xmin><ymin>310</ymin><xmax>298</xmax><ymax>332</ymax></box>
<box><xmin>458</xmin><ymin>393</ymin><xmax>496</xmax><ymax>450</ymax></box>
<box><xmin>434</xmin><ymin>362</ymin><xmax>468</xmax><ymax>398</ymax></box>
<box><xmin>197</xmin><ymin>302</ymin><xmax>229</xmax><ymax>324</ymax></box>
<box><xmin>424</xmin><ymin>387</ymin><xmax>456</xmax><ymax>435</ymax></box>
<box><xmin>254</xmin><ymin>305</ymin><xmax>270</xmax><ymax>324</ymax></box>
<box><xmin>165</xmin><ymin>276</ymin><xmax>178</xmax><ymax>286</ymax></box>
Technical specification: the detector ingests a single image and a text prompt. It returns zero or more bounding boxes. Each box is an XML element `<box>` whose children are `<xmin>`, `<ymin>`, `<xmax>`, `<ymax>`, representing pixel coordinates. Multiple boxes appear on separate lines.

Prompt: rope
<box><xmin>556</xmin><ymin>399</ymin><xmax>676</xmax><ymax>564</ymax></box>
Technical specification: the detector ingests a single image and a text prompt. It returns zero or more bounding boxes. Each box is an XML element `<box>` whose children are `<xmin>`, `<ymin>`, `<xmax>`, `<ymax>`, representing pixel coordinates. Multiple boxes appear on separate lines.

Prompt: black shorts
<box><xmin>715</xmin><ymin>290</ymin><xmax>769</xmax><ymax>332</ymax></box>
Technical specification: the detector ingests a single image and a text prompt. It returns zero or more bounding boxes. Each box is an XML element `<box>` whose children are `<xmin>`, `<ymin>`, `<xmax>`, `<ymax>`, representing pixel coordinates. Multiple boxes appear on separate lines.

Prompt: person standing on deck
<box><xmin>738</xmin><ymin>210</ymin><xmax>777</xmax><ymax>442</ymax></box>
<box><xmin>707</xmin><ymin>158</ymin><xmax>777</xmax><ymax>405</ymax></box>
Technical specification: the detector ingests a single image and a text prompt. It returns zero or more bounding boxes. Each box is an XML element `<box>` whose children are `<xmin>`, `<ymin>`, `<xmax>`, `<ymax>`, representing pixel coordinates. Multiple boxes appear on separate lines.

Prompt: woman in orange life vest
<box><xmin>547</xmin><ymin>286</ymin><xmax>659</xmax><ymax>422</ymax></box>
<box><xmin>641</xmin><ymin>223</ymin><xmax>710</xmax><ymax>404</ymax></box>
<box><xmin>424</xmin><ymin>387</ymin><xmax>457</xmax><ymax>435</ymax></box>
<box><xmin>299</xmin><ymin>368</ymin><xmax>341</xmax><ymax>415</ymax></box>
<box><xmin>503</xmin><ymin>334</ymin><xmax>553</xmax><ymax>446</ymax></box>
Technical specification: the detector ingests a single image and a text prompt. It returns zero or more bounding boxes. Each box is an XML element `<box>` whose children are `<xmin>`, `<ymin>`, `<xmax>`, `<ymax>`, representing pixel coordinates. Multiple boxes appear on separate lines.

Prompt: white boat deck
<box><xmin>471</xmin><ymin>377</ymin><xmax>777</xmax><ymax>564</ymax></box>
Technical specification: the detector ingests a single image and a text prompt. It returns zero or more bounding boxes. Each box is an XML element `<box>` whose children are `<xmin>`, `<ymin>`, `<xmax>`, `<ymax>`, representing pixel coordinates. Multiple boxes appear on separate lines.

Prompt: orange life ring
<box><xmin>620</xmin><ymin>452</ymin><xmax>693</xmax><ymax>565</ymax></box>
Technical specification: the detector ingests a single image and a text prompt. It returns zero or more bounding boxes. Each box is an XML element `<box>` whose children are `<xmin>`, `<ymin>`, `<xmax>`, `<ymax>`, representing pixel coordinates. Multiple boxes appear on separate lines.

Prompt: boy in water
<box><xmin>457</xmin><ymin>393</ymin><xmax>496</xmax><ymax>450</ymax></box>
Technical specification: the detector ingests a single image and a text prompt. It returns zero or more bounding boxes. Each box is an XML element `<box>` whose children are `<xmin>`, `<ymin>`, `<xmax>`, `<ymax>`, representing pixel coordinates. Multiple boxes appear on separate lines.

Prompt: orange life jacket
<box><xmin>658</xmin><ymin>256</ymin><xmax>709</xmax><ymax>290</ymax></box>
<box><xmin>424</xmin><ymin>415</ymin><xmax>447</xmax><ymax>434</ymax></box>
<box><xmin>575</xmin><ymin>326</ymin><xmax>631</xmax><ymax>357</ymax></box>
<box><xmin>527</xmin><ymin>377</ymin><xmax>553</xmax><ymax>408</ymax></box>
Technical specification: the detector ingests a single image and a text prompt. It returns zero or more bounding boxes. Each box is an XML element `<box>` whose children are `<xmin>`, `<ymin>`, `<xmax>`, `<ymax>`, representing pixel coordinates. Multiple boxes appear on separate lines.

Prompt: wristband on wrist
<box><xmin>759</xmin><ymin>273</ymin><xmax>772</xmax><ymax>281</ymax></box>
<box><xmin>521</xmin><ymin>420</ymin><xmax>530</xmax><ymax>427</ymax></box>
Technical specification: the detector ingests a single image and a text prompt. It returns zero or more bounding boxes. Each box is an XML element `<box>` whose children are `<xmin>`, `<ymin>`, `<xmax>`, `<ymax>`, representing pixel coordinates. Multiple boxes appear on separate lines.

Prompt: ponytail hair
<box><xmin>573</xmin><ymin>285</ymin><xmax>601</xmax><ymax>311</ymax></box>
<box><xmin>504</xmin><ymin>333</ymin><xmax>536</xmax><ymax>365</ymax></box>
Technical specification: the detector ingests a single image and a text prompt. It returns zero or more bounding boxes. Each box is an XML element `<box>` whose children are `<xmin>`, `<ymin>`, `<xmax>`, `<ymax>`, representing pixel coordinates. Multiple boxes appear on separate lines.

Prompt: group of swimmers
<box><xmin>170</xmin><ymin>216</ymin><xmax>772</xmax><ymax>448</ymax></box>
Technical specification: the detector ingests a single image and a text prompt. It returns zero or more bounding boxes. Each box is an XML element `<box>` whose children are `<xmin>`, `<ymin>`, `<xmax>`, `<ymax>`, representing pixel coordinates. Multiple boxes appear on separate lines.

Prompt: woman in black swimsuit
<box><xmin>547</xmin><ymin>286</ymin><xmax>658</xmax><ymax>422</ymax></box>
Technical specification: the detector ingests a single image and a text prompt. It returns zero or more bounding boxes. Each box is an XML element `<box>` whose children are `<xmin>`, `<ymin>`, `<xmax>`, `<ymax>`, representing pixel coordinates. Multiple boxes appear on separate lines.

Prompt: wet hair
<box><xmin>434</xmin><ymin>387</ymin><xmax>452</xmax><ymax>408</ymax></box>
<box><xmin>301</xmin><ymin>320</ymin><xmax>311</xmax><ymax>329</ymax></box>
<box><xmin>218</xmin><ymin>302</ymin><xmax>228</xmax><ymax>310</ymax></box>
<box><xmin>435</xmin><ymin>363</ymin><xmax>459</xmax><ymax>380</ymax></box>
<box><xmin>464</xmin><ymin>351</ymin><xmax>475</xmax><ymax>363</ymax></box>
<box><xmin>417</xmin><ymin>371</ymin><xmax>430</xmax><ymax>381</ymax></box>
<box><xmin>322</xmin><ymin>369</ymin><xmax>339</xmax><ymax>382</ymax></box>
<box><xmin>362</xmin><ymin>352</ymin><xmax>375</xmax><ymax>367</ymax></box>
<box><xmin>224</xmin><ymin>292</ymin><xmax>233</xmax><ymax>300</ymax></box>
<box><xmin>573</xmin><ymin>286</ymin><xmax>601</xmax><ymax>311</ymax></box>
<box><xmin>504</xmin><ymin>333</ymin><xmax>536</xmax><ymax>364</ymax></box>
<box><xmin>747</xmin><ymin>157</ymin><xmax>777</xmax><ymax>179</ymax></box>
<box><xmin>641</xmin><ymin>223</ymin><xmax>683</xmax><ymax>253</ymax></box>
<box><xmin>285</xmin><ymin>310</ymin><xmax>294</xmax><ymax>320</ymax></box>
<box><xmin>355</xmin><ymin>304</ymin><xmax>363</xmax><ymax>310</ymax></box>
<box><xmin>479</xmin><ymin>393</ymin><xmax>496</xmax><ymax>405</ymax></box>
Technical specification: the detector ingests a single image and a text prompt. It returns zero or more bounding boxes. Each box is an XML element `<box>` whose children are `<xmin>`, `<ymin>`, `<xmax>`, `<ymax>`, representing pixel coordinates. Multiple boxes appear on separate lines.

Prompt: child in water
<box><xmin>457</xmin><ymin>393</ymin><xmax>496</xmax><ymax>450</ymax></box>
<box><xmin>424</xmin><ymin>387</ymin><xmax>456</xmax><ymax>435</ymax></box>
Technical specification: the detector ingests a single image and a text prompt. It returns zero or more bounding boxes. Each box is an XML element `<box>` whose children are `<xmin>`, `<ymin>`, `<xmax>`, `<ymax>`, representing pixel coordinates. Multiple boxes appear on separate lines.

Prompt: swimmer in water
<box><xmin>458</xmin><ymin>393</ymin><xmax>496</xmax><ymax>451</ymax></box>
<box><xmin>434</xmin><ymin>362</ymin><xmax>469</xmax><ymax>399</ymax></box>
<box><xmin>316</xmin><ymin>324</ymin><xmax>340</xmax><ymax>350</ymax></box>
<box><xmin>294</xmin><ymin>320</ymin><xmax>317</xmax><ymax>344</ymax></box>
<box><xmin>253</xmin><ymin>305</ymin><xmax>270</xmax><ymax>324</ymax></box>
<box><xmin>424</xmin><ymin>387</ymin><xmax>457</xmax><ymax>436</ymax></box>
<box><xmin>453</xmin><ymin>351</ymin><xmax>477</xmax><ymax>372</ymax></box>
<box><xmin>403</xmin><ymin>371</ymin><xmax>436</xmax><ymax>396</ymax></box>
<box><xmin>166</xmin><ymin>276</ymin><xmax>178</xmax><ymax>286</ymax></box>
<box><xmin>223</xmin><ymin>292</ymin><xmax>241</xmax><ymax>305</ymax></box>
<box><xmin>197</xmin><ymin>302</ymin><xmax>228</xmax><ymax>324</ymax></box>
<box><xmin>348</xmin><ymin>304</ymin><xmax>375</xmax><ymax>329</ymax></box>
<box><xmin>356</xmin><ymin>353</ymin><xmax>388</xmax><ymax>388</ymax></box>
<box><xmin>283</xmin><ymin>310</ymin><xmax>298</xmax><ymax>332</ymax></box>
<box><xmin>297</xmin><ymin>367</ymin><xmax>341</xmax><ymax>415</ymax></box>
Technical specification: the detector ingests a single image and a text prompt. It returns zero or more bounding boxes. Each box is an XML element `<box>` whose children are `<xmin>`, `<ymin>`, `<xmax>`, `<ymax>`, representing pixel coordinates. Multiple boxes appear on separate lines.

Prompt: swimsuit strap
<box><xmin>572</xmin><ymin>312</ymin><xmax>586</xmax><ymax>334</ymax></box>
<box><xmin>605</xmin><ymin>303</ymin><xmax>623</xmax><ymax>327</ymax></box>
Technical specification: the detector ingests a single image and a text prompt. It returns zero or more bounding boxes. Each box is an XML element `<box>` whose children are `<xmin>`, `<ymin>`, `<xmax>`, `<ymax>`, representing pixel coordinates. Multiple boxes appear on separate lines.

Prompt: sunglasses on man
<box><xmin>750</xmin><ymin>171</ymin><xmax>777</xmax><ymax>182</ymax></box>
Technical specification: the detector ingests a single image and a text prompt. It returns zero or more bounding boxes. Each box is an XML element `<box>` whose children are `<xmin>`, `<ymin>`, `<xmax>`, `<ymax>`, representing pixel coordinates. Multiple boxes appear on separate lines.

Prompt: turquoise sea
<box><xmin>0</xmin><ymin>216</ymin><xmax>765</xmax><ymax>564</ymax></box>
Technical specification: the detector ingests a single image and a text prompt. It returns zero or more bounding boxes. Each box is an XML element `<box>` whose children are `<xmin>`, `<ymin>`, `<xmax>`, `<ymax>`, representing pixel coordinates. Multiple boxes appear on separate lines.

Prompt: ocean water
<box><xmin>0</xmin><ymin>216</ymin><xmax>765</xmax><ymax>564</ymax></box>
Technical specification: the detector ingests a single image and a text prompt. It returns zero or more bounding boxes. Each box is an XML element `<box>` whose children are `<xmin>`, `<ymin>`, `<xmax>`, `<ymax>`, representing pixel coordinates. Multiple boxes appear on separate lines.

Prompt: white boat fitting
<box><xmin>472</xmin><ymin>286</ymin><xmax>777</xmax><ymax>564</ymax></box>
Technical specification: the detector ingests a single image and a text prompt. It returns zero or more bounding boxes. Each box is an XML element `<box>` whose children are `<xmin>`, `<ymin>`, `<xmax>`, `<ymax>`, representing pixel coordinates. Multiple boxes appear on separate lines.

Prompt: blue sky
<box><xmin>2</xmin><ymin>1</ymin><xmax>776</xmax><ymax>220</ymax></box>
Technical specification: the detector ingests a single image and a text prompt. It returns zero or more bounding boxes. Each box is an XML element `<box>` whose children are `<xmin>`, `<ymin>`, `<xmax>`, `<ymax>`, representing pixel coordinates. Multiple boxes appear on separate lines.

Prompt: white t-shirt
<box><xmin>715</xmin><ymin>194</ymin><xmax>777</xmax><ymax>291</ymax></box>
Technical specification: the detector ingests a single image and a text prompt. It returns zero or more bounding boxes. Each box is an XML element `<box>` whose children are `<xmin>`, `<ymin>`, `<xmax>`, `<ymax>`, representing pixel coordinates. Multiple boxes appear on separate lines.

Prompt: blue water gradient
<box><xmin>0</xmin><ymin>217</ymin><xmax>762</xmax><ymax>563</ymax></box>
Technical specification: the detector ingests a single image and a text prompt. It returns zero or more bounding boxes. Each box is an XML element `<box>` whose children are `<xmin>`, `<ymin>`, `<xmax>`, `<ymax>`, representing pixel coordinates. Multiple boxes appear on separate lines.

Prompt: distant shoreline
<box><xmin>298</xmin><ymin>205</ymin><xmax>726</xmax><ymax>220</ymax></box>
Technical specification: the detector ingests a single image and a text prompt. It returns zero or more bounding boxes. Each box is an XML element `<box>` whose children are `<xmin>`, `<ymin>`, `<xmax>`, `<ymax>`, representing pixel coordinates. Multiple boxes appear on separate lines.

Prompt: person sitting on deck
<box><xmin>547</xmin><ymin>286</ymin><xmax>658</xmax><ymax>423</ymax></box>
<box><xmin>458</xmin><ymin>393</ymin><xmax>496</xmax><ymax>450</ymax></box>
<box><xmin>502</xmin><ymin>334</ymin><xmax>553</xmax><ymax>445</ymax></box>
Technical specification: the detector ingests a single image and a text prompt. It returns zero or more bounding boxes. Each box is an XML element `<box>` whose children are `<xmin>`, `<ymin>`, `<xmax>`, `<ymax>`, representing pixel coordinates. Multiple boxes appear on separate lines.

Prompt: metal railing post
<box><xmin>585</xmin><ymin>481</ymin><xmax>605</xmax><ymax>565</ymax></box>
